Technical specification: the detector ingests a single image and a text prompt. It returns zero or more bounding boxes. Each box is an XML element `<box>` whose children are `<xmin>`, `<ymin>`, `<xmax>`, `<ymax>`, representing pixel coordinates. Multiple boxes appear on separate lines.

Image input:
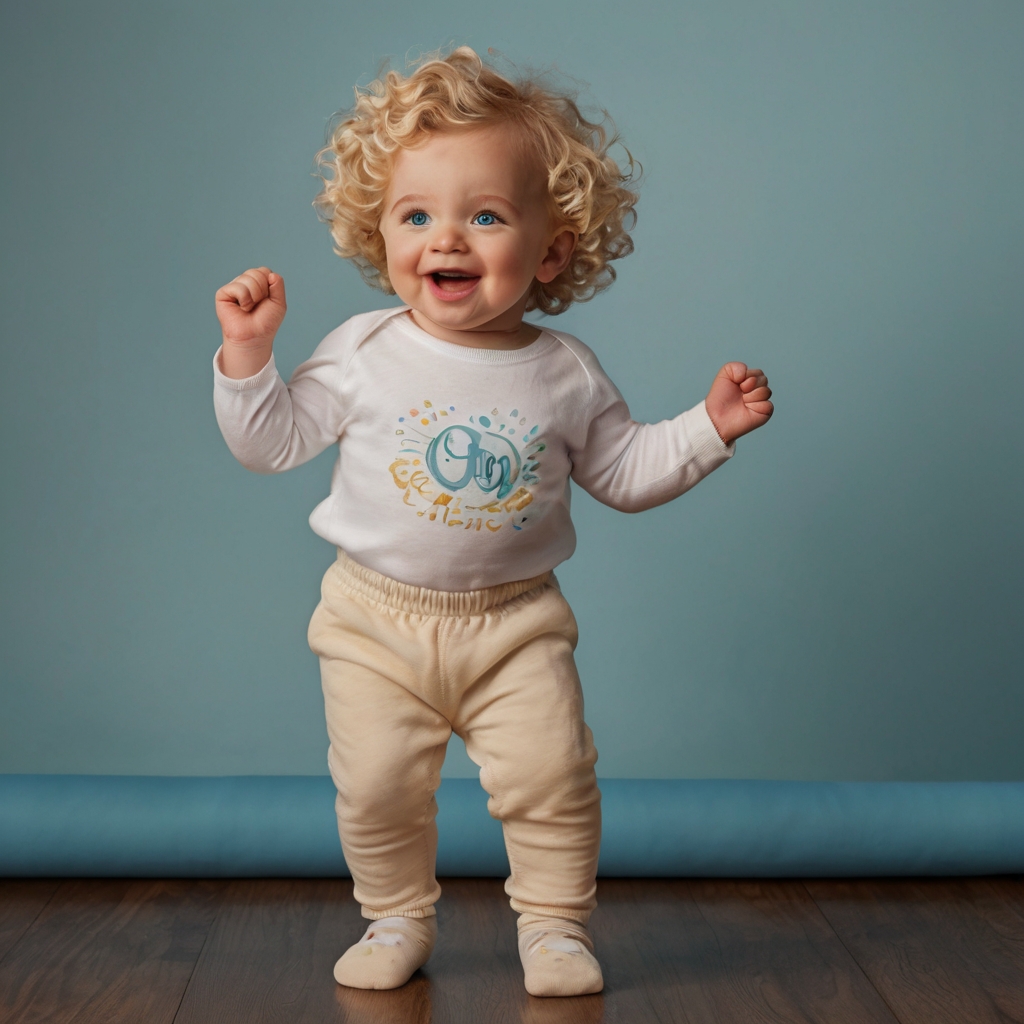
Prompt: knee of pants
<box><xmin>480</xmin><ymin>735</ymin><xmax>599</xmax><ymax>823</ymax></box>
<box><xmin>328</xmin><ymin>744</ymin><xmax>443</xmax><ymax>826</ymax></box>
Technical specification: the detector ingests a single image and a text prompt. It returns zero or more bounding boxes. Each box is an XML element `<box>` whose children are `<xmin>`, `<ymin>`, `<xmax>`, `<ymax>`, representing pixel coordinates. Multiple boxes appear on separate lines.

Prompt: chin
<box><xmin>424</xmin><ymin>303</ymin><xmax>490</xmax><ymax>330</ymax></box>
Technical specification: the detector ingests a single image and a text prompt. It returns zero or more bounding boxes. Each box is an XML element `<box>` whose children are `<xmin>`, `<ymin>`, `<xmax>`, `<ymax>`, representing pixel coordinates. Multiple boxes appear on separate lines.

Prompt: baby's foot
<box><xmin>517</xmin><ymin>914</ymin><xmax>604</xmax><ymax>997</ymax></box>
<box><xmin>333</xmin><ymin>915</ymin><xmax>437</xmax><ymax>990</ymax></box>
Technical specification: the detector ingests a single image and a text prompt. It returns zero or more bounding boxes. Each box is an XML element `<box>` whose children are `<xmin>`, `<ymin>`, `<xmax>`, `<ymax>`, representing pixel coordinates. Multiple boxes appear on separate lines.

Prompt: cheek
<box><xmin>382</xmin><ymin>234</ymin><xmax>418</xmax><ymax>277</ymax></box>
<box><xmin>487</xmin><ymin>238</ymin><xmax>536</xmax><ymax>283</ymax></box>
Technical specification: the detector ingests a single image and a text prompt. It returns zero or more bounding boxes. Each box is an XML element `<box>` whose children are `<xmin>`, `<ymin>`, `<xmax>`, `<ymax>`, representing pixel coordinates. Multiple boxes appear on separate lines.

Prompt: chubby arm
<box><xmin>569</xmin><ymin>356</ymin><xmax>773</xmax><ymax>513</ymax></box>
<box><xmin>570</xmin><ymin>399</ymin><xmax>734</xmax><ymax>513</ymax></box>
<box><xmin>213</xmin><ymin>267</ymin><xmax>345</xmax><ymax>473</ymax></box>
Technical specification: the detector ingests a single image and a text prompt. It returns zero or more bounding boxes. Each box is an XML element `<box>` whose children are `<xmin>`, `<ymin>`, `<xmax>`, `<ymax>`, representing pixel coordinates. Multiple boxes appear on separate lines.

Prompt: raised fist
<box><xmin>215</xmin><ymin>267</ymin><xmax>287</xmax><ymax>346</ymax></box>
<box><xmin>704</xmin><ymin>362</ymin><xmax>774</xmax><ymax>445</ymax></box>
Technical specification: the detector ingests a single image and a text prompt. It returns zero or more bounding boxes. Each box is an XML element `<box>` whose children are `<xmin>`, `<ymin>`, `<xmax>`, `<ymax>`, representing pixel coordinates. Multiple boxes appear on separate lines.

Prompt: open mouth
<box><xmin>428</xmin><ymin>271</ymin><xmax>481</xmax><ymax>299</ymax></box>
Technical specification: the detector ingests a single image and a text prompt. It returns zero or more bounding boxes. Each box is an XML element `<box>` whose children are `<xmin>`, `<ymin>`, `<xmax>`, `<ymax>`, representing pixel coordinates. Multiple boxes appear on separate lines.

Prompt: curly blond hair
<box><xmin>314</xmin><ymin>47</ymin><xmax>638</xmax><ymax>315</ymax></box>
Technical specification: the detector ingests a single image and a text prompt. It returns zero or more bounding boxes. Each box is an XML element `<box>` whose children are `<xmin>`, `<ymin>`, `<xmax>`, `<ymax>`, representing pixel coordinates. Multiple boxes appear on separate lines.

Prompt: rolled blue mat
<box><xmin>1</xmin><ymin>775</ymin><xmax>1022</xmax><ymax>877</ymax></box>
<box><xmin>597</xmin><ymin>778</ymin><xmax>1024</xmax><ymax>877</ymax></box>
<box><xmin>0</xmin><ymin>775</ymin><xmax>347</xmax><ymax>878</ymax></box>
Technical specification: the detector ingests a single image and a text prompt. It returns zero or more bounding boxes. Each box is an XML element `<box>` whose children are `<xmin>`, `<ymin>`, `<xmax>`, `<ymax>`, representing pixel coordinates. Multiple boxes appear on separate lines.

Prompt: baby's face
<box><xmin>379</xmin><ymin>126</ymin><xmax>565</xmax><ymax>337</ymax></box>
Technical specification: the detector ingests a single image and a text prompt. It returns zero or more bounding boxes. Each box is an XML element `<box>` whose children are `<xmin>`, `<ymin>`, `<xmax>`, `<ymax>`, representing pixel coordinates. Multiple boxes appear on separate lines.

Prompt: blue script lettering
<box><xmin>426</xmin><ymin>426</ymin><xmax>521</xmax><ymax>500</ymax></box>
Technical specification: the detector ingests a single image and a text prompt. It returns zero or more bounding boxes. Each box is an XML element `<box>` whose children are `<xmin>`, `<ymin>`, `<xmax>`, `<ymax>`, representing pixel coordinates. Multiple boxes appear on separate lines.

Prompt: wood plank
<box><xmin>592</xmin><ymin>879</ymin><xmax>901</xmax><ymax>1024</ymax></box>
<box><xmin>807</xmin><ymin>877</ymin><xmax>1024</xmax><ymax>1024</ymax></box>
<box><xmin>174</xmin><ymin>878</ymin><xmax>371</xmax><ymax>1024</ymax></box>
<box><xmin>0</xmin><ymin>880</ymin><xmax>60</xmax><ymax>962</ymax></box>
<box><xmin>0</xmin><ymin>878</ymin><xmax>223</xmax><ymax>1024</ymax></box>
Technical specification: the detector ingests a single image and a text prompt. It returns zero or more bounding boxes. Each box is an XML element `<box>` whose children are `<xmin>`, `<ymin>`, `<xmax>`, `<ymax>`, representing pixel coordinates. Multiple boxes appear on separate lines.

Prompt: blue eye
<box><xmin>474</xmin><ymin>212</ymin><xmax>498</xmax><ymax>226</ymax></box>
<box><xmin>409</xmin><ymin>211</ymin><xmax>429</xmax><ymax>226</ymax></box>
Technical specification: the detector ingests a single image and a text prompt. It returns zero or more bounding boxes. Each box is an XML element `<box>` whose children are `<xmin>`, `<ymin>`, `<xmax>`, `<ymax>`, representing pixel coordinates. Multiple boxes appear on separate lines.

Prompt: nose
<box><xmin>429</xmin><ymin>221</ymin><xmax>468</xmax><ymax>254</ymax></box>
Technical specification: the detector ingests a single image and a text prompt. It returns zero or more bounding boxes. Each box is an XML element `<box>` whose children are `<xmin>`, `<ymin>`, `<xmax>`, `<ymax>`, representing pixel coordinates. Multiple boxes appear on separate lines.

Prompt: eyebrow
<box><xmin>477</xmin><ymin>194</ymin><xmax>521</xmax><ymax>216</ymax></box>
<box><xmin>388</xmin><ymin>193</ymin><xmax>521</xmax><ymax>216</ymax></box>
<box><xmin>389</xmin><ymin>194</ymin><xmax>429</xmax><ymax>214</ymax></box>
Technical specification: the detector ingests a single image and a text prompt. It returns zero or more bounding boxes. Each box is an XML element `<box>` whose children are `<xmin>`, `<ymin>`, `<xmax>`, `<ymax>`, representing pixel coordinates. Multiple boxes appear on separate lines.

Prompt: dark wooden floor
<box><xmin>1</xmin><ymin>877</ymin><xmax>1022</xmax><ymax>1023</ymax></box>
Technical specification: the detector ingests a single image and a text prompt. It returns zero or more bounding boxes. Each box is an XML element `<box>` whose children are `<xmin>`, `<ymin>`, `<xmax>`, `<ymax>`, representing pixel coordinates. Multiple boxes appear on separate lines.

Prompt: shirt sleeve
<box><xmin>212</xmin><ymin>340</ymin><xmax>348</xmax><ymax>474</ymax></box>
<box><xmin>568</xmin><ymin>352</ymin><xmax>736</xmax><ymax>513</ymax></box>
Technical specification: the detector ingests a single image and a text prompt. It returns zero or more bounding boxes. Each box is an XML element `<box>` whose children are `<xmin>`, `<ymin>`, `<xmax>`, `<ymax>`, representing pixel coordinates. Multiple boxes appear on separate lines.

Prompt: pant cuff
<box><xmin>361</xmin><ymin>903</ymin><xmax>437</xmax><ymax>921</ymax></box>
<box><xmin>509</xmin><ymin>898</ymin><xmax>593</xmax><ymax>924</ymax></box>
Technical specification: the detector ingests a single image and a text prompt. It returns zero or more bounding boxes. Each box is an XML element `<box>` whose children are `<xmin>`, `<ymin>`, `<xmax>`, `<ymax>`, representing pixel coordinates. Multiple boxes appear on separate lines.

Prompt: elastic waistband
<box><xmin>333</xmin><ymin>550</ymin><xmax>553</xmax><ymax>616</ymax></box>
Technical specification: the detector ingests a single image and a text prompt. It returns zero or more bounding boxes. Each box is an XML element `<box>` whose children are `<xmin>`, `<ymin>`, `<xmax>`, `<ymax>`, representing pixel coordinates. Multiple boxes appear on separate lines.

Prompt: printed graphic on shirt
<box><xmin>389</xmin><ymin>400</ymin><xmax>545</xmax><ymax>533</ymax></box>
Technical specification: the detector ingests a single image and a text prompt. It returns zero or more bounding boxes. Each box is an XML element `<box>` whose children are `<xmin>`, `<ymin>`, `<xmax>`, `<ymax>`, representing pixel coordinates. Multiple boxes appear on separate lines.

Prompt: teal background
<box><xmin>1</xmin><ymin>1</ymin><xmax>1021</xmax><ymax>781</ymax></box>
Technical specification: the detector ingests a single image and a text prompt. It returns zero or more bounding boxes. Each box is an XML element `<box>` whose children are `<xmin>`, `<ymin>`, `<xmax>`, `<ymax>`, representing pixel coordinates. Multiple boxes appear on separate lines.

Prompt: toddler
<box><xmin>213</xmin><ymin>48</ymin><xmax>772</xmax><ymax>997</ymax></box>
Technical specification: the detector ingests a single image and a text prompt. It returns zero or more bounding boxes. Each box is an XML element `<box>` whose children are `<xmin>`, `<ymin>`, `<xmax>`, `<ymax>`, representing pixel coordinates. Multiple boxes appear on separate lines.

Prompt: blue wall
<box><xmin>1</xmin><ymin>1</ymin><xmax>1021</xmax><ymax>781</ymax></box>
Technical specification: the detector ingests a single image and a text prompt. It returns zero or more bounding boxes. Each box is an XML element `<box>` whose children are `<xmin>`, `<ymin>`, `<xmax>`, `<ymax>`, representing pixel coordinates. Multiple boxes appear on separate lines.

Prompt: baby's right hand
<box><xmin>215</xmin><ymin>267</ymin><xmax>287</xmax><ymax>345</ymax></box>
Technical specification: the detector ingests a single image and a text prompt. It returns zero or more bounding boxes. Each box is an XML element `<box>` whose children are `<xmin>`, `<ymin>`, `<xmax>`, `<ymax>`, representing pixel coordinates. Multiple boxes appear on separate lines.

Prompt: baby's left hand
<box><xmin>704</xmin><ymin>362</ymin><xmax>774</xmax><ymax>445</ymax></box>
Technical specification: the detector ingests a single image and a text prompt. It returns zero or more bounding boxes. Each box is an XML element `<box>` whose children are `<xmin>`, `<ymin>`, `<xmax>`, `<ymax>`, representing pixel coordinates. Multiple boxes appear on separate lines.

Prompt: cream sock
<box><xmin>333</xmin><ymin>914</ymin><xmax>437</xmax><ymax>990</ymax></box>
<box><xmin>517</xmin><ymin>913</ymin><xmax>604</xmax><ymax>997</ymax></box>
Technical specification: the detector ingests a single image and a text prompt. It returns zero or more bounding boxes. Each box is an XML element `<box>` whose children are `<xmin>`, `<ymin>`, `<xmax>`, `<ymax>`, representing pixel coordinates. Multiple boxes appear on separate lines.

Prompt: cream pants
<box><xmin>307</xmin><ymin>551</ymin><xmax>601</xmax><ymax>923</ymax></box>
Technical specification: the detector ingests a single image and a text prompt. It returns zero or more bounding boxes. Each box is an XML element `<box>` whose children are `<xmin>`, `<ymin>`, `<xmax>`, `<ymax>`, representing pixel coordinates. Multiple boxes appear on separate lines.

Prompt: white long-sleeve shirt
<box><xmin>213</xmin><ymin>306</ymin><xmax>734</xmax><ymax>590</ymax></box>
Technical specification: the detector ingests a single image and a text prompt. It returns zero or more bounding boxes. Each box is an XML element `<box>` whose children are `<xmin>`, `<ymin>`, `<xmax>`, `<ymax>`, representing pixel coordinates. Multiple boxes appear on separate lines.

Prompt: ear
<box><xmin>535</xmin><ymin>228</ymin><xmax>577</xmax><ymax>284</ymax></box>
